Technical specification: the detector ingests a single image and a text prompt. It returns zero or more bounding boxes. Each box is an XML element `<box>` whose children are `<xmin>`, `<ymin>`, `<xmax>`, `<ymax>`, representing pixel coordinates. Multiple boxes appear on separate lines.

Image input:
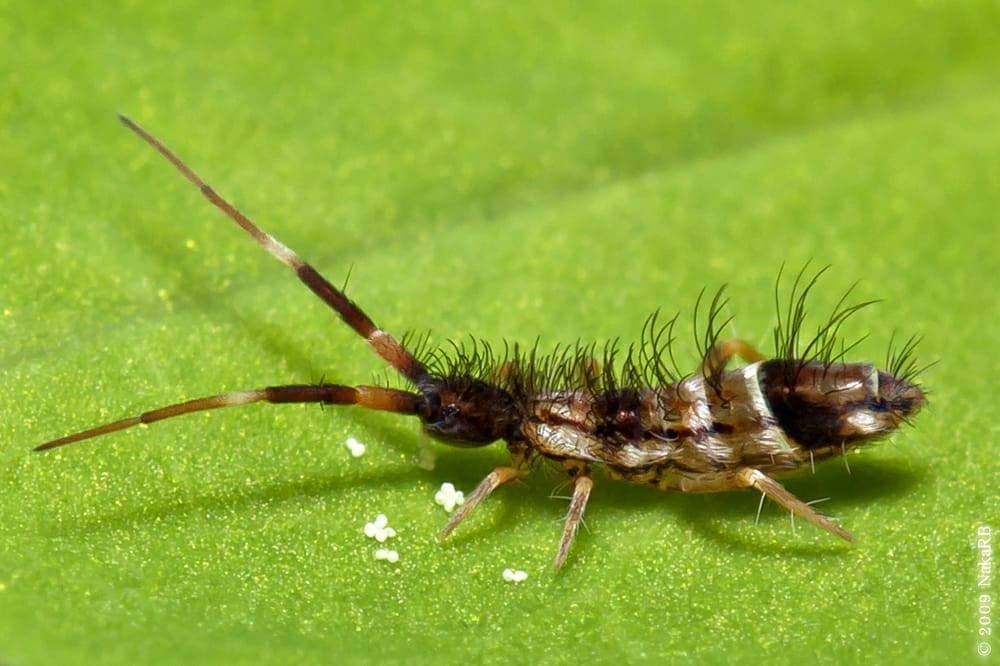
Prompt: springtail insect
<box><xmin>35</xmin><ymin>116</ymin><xmax>928</xmax><ymax>570</ymax></box>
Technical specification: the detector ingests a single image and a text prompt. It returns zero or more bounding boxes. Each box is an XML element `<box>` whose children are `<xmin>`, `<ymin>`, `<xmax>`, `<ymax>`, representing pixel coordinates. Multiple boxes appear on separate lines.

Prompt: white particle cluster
<box><xmin>375</xmin><ymin>548</ymin><xmax>399</xmax><ymax>563</ymax></box>
<box><xmin>434</xmin><ymin>482</ymin><xmax>465</xmax><ymax>513</ymax></box>
<box><xmin>363</xmin><ymin>514</ymin><xmax>397</xmax><ymax>542</ymax></box>
<box><xmin>502</xmin><ymin>568</ymin><xmax>528</xmax><ymax>583</ymax></box>
<box><xmin>345</xmin><ymin>437</ymin><xmax>366</xmax><ymax>457</ymax></box>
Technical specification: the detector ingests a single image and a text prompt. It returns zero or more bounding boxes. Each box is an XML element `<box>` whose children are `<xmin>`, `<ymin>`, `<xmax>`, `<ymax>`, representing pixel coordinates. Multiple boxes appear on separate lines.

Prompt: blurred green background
<box><xmin>2</xmin><ymin>1</ymin><xmax>999</xmax><ymax>664</ymax></box>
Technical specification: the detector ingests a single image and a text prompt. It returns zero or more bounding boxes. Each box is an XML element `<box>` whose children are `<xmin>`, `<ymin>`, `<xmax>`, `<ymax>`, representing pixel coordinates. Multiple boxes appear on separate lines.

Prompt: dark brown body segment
<box><xmin>758</xmin><ymin>360</ymin><xmax>926</xmax><ymax>452</ymax></box>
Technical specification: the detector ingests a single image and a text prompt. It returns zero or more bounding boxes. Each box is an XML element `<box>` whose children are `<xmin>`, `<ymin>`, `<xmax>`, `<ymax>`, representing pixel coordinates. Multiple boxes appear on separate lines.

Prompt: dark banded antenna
<box><xmin>117</xmin><ymin>115</ymin><xmax>429</xmax><ymax>386</ymax></box>
<box><xmin>34</xmin><ymin>385</ymin><xmax>422</xmax><ymax>451</ymax></box>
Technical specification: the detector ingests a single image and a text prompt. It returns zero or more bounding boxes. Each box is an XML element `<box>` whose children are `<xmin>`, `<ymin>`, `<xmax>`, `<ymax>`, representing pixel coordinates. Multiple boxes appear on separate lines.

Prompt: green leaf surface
<box><xmin>3</xmin><ymin>2</ymin><xmax>998</xmax><ymax>664</ymax></box>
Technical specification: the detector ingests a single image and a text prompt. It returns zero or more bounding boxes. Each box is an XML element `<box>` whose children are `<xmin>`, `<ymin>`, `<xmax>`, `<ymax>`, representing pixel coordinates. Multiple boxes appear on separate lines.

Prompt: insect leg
<box><xmin>117</xmin><ymin>115</ymin><xmax>428</xmax><ymax>385</ymax></box>
<box><xmin>555</xmin><ymin>474</ymin><xmax>593</xmax><ymax>570</ymax></box>
<box><xmin>701</xmin><ymin>338</ymin><xmax>766</xmax><ymax>374</ymax></box>
<box><xmin>735</xmin><ymin>467</ymin><xmax>855</xmax><ymax>542</ymax></box>
<box><xmin>439</xmin><ymin>466</ymin><xmax>522</xmax><ymax>539</ymax></box>
<box><xmin>34</xmin><ymin>385</ymin><xmax>421</xmax><ymax>451</ymax></box>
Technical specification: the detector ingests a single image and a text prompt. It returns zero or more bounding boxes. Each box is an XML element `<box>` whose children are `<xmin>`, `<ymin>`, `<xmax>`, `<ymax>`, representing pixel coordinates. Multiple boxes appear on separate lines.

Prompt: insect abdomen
<box><xmin>757</xmin><ymin>359</ymin><xmax>925</xmax><ymax>451</ymax></box>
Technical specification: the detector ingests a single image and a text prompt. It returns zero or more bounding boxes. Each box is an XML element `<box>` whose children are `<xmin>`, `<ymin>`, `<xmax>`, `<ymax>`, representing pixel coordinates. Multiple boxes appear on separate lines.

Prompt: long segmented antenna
<box><xmin>34</xmin><ymin>117</ymin><xmax>433</xmax><ymax>451</ymax></box>
<box><xmin>35</xmin><ymin>385</ymin><xmax>421</xmax><ymax>451</ymax></box>
<box><xmin>117</xmin><ymin>115</ymin><xmax>429</xmax><ymax>386</ymax></box>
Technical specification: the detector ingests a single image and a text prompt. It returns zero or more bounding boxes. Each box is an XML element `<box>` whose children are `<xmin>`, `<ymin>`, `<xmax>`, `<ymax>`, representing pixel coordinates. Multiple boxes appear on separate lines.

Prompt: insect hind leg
<box><xmin>736</xmin><ymin>467</ymin><xmax>855</xmax><ymax>542</ymax></box>
<box><xmin>701</xmin><ymin>339</ymin><xmax>767</xmax><ymax>374</ymax></box>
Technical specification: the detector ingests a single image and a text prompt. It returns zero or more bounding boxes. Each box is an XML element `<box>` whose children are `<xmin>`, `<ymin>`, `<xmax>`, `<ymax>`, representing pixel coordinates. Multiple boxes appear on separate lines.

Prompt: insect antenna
<box><xmin>34</xmin><ymin>385</ymin><xmax>423</xmax><ymax>451</ymax></box>
<box><xmin>117</xmin><ymin>115</ymin><xmax>429</xmax><ymax>387</ymax></box>
<box><xmin>34</xmin><ymin>118</ymin><xmax>436</xmax><ymax>452</ymax></box>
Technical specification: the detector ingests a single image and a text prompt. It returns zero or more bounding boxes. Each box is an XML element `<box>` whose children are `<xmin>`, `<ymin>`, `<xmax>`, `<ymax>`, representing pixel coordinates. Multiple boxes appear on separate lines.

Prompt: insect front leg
<box><xmin>555</xmin><ymin>462</ymin><xmax>594</xmax><ymax>570</ymax></box>
<box><xmin>439</xmin><ymin>466</ymin><xmax>524</xmax><ymax>539</ymax></box>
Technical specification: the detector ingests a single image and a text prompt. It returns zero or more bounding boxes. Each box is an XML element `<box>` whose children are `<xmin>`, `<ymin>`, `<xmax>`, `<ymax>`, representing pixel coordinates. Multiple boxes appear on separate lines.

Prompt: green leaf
<box><xmin>3</xmin><ymin>2</ymin><xmax>998</xmax><ymax>664</ymax></box>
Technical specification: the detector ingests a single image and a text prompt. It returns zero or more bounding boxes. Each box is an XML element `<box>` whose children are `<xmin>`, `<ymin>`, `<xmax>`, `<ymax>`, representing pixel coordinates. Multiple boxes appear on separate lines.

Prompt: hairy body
<box><xmin>35</xmin><ymin>117</ymin><xmax>926</xmax><ymax>569</ymax></box>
